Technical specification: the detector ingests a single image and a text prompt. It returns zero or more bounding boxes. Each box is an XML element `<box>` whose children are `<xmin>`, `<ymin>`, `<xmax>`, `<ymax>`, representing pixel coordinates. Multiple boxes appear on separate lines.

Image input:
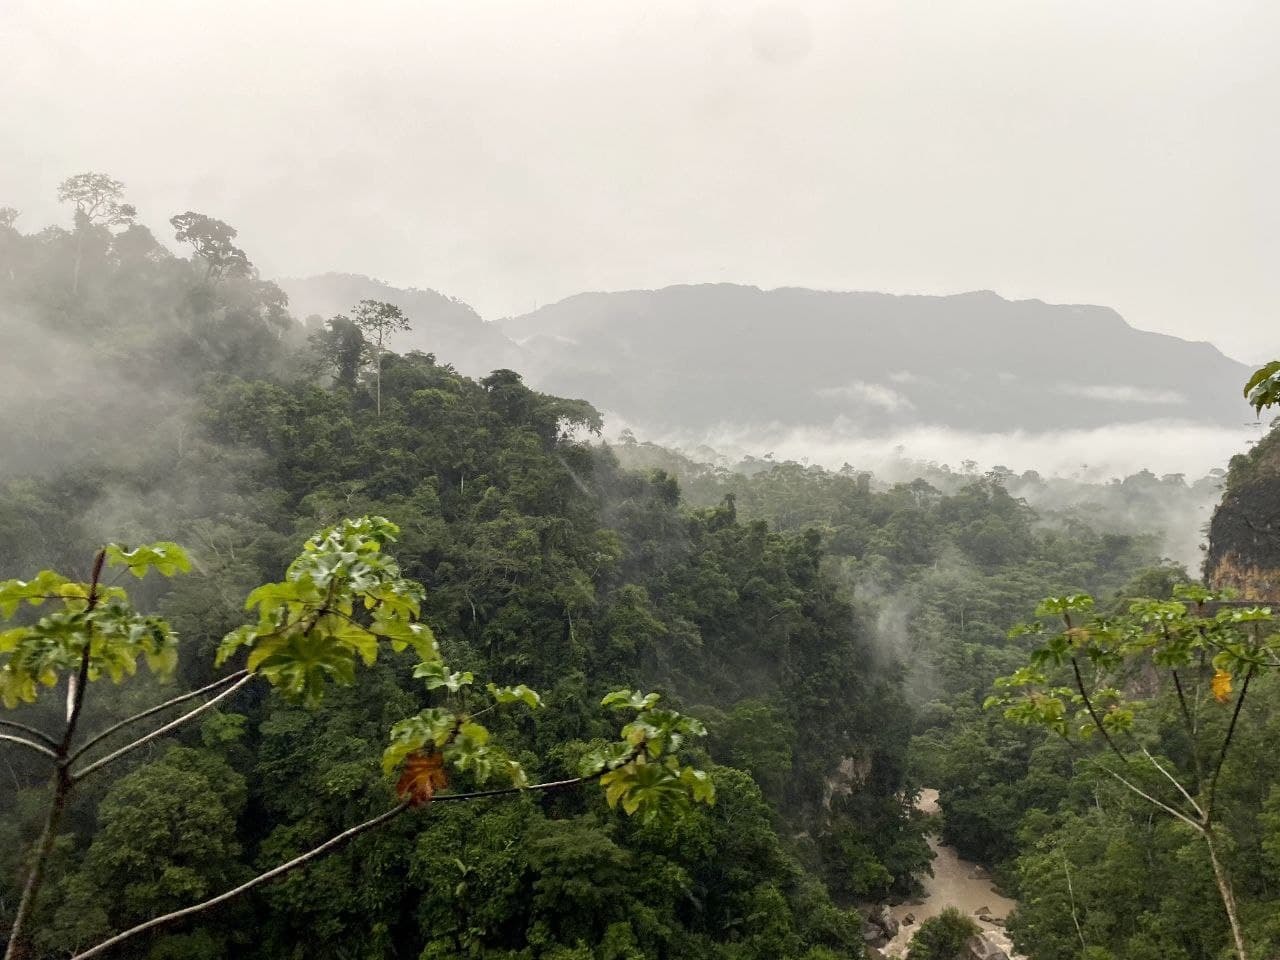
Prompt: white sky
<box><xmin>3</xmin><ymin>0</ymin><xmax>1278</xmax><ymax>361</ymax></box>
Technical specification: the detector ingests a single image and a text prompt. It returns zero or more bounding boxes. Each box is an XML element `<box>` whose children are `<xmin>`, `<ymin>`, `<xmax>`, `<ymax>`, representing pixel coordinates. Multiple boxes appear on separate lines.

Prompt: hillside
<box><xmin>498</xmin><ymin>284</ymin><xmax>1252</xmax><ymax>434</ymax></box>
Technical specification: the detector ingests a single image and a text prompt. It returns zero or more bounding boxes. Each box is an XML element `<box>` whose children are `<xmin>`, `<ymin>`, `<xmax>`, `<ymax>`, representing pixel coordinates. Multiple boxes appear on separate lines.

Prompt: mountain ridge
<box><xmin>280</xmin><ymin>276</ymin><xmax>1252</xmax><ymax>437</ymax></box>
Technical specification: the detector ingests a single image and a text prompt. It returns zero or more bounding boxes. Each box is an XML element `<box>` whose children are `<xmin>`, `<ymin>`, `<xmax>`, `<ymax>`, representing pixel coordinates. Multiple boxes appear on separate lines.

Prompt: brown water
<box><xmin>884</xmin><ymin>789</ymin><xmax>1023</xmax><ymax>958</ymax></box>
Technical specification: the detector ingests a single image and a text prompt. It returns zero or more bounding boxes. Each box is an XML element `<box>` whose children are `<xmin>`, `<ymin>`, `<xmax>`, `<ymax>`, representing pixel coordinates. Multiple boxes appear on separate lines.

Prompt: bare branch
<box><xmin>69</xmin><ymin>772</ymin><xmax>597</xmax><ymax>960</ymax></box>
<box><xmin>68</xmin><ymin>800</ymin><xmax>412</xmax><ymax>960</ymax></box>
<box><xmin>71</xmin><ymin>673</ymin><xmax>254</xmax><ymax>783</ymax></box>
<box><xmin>71</xmin><ymin>670</ymin><xmax>250</xmax><ymax>763</ymax></box>
<box><xmin>1139</xmin><ymin>745</ymin><xmax>1203</xmax><ymax>820</ymax></box>
<box><xmin>1207</xmin><ymin>664</ymin><xmax>1255</xmax><ymax>824</ymax></box>
<box><xmin>0</xmin><ymin>733</ymin><xmax>58</xmax><ymax>760</ymax></box>
<box><xmin>1170</xmin><ymin>669</ymin><xmax>1203</xmax><ymax>786</ymax></box>
<box><xmin>1102</xmin><ymin>766</ymin><xmax>1203</xmax><ymax>831</ymax></box>
<box><xmin>0</xmin><ymin>718</ymin><xmax>57</xmax><ymax>747</ymax></box>
<box><xmin>1071</xmin><ymin>656</ymin><xmax>1128</xmax><ymax>764</ymax></box>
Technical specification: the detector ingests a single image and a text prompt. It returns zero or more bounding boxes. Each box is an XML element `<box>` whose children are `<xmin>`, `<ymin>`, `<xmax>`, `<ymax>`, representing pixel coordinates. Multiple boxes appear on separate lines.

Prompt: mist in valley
<box><xmin>5</xmin><ymin>3</ymin><xmax>1280</xmax><ymax>960</ymax></box>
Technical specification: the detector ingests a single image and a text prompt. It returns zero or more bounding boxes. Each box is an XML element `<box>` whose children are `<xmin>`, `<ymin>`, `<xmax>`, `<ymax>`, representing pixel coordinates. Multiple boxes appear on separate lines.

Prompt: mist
<box><xmin>609</xmin><ymin>416</ymin><xmax>1258</xmax><ymax>482</ymax></box>
<box><xmin>6</xmin><ymin>0</ymin><xmax>1280</xmax><ymax>362</ymax></box>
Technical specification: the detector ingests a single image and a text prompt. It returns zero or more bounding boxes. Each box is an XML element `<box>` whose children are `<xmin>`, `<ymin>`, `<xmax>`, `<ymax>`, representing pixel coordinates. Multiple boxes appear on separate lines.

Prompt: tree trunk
<box><xmin>5</xmin><ymin>551</ymin><xmax>103</xmax><ymax>959</ymax></box>
<box><xmin>1205</xmin><ymin>827</ymin><xmax>1249</xmax><ymax>960</ymax></box>
<box><xmin>3</xmin><ymin>771</ymin><xmax>70</xmax><ymax>960</ymax></box>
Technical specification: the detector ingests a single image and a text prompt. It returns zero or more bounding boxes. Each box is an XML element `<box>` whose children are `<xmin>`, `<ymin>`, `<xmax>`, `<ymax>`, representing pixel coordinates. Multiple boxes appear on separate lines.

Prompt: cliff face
<box><xmin>1206</xmin><ymin>423</ymin><xmax>1280</xmax><ymax>598</ymax></box>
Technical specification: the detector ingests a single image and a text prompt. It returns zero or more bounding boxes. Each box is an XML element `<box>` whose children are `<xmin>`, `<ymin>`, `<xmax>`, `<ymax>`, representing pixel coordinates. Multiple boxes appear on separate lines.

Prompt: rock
<box><xmin>975</xmin><ymin>905</ymin><xmax>991</xmax><ymax>915</ymax></box>
<box><xmin>902</xmin><ymin>912</ymin><xmax>915</xmax><ymax>926</ymax></box>
<box><xmin>861</xmin><ymin>921</ymin><xmax>886</xmax><ymax>946</ymax></box>
<box><xmin>964</xmin><ymin>933</ymin><xmax>1011</xmax><ymax>960</ymax></box>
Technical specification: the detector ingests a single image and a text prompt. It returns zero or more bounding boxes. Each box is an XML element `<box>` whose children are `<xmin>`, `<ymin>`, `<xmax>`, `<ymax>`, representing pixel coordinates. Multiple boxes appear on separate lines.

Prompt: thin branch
<box><xmin>71</xmin><ymin>670</ymin><xmax>249</xmax><ymax>762</ymax></box>
<box><xmin>0</xmin><ymin>718</ymin><xmax>57</xmax><ymax>747</ymax></box>
<box><xmin>1063</xmin><ymin>855</ymin><xmax>1086</xmax><ymax>952</ymax></box>
<box><xmin>71</xmin><ymin>674</ymin><xmax>254</xmax><ymax>783</ymax></box>
<box><xmin>69</xmin><ymin>772</ymin><xmax>598</xmax><ymax>960</ymax></box>
<box><xmin>67</xmin><ymin>800</ymin><xmax>412</xmax><ymax>960</ymax></box>
<box><xmin>1207</xmin><ymin>665</ymin><xmax>1255</xmax><ymax>824</ymax></box>
<box><xmin>0</xmin><ymin>733</ymin><xmax>58</xmax><ymax>759</ymax></box>
<box><xmin>1070</xmin><ymin>656</ymin><xmax>1128</xmax><ymax>764</ymax></box>
<box><xmin>1170</xmin><ymin>669</ymin><xmax>1203</xmax><ymax>786</ymax></box>
<box><xmin>1102</xmin><ymin>766</ymin><xmax>1203</xmax><ymax>831</ymax></box>
<box><xmin>1139</xmin><ymin>745</ymin><xmax>1203</xmax><ymax>820</ymax></box>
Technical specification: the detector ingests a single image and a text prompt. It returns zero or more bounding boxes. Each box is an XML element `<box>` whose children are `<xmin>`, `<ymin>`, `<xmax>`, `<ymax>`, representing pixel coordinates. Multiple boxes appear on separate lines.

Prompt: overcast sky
<box><xmin>3</xmin><ymin>0</ymin><xmax>1277</xmax><ymax>361</ymax></box>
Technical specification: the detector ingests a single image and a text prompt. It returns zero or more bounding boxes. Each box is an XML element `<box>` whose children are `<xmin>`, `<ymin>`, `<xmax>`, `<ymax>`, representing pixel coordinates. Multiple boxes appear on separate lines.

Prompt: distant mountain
<box><xmin>279</xmin><ymin>277</ymin><xmax>1253</xmax><ymax>438</ymax></box>
<box><xmin>278</xmin><ymin>273</ymin><xmax>521</xmax><ymax>377</ymax></box>
<box><xmin>498</xmin><ymin>284</ymin><xmax>1252</xmax><ymax>433</ymax></box>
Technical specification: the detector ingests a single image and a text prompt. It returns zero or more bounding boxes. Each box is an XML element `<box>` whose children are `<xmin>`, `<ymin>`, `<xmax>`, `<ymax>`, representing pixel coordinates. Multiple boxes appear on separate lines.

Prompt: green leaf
<box><xmin>487</xmin><ymin>682</ymin><xmax>542</xmax><ymax>708</ymax></box>
<box><xmin>104</xmin><ymin>542</ymin><xmax>191</xmax><ymax>579</ymax></box>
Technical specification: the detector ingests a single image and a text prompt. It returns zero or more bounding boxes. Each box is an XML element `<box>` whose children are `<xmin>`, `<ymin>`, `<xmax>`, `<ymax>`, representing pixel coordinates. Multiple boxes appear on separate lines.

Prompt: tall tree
<box><xmin>308</xmin><ymin>315</ymin><xmax>366</xmax><ymax>391</ymax></box>
<box><xmin>56</xmin><ymin>173</ymin><xmax>136</xmax><ymax>294</ymax></box>
<box><xmin>168</xmin><ymin>212</ymin><xmax>253</xmax><ymax>281</ymax></box>
<box><xmin>350</xmin><ymin>299</ymin><xmax>410</xmax><ymax>415</ymax></box>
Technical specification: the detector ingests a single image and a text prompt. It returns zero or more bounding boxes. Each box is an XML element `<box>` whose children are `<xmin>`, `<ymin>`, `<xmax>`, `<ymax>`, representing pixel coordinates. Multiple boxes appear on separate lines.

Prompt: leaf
<box><xmin>487</xmin><ymin>682</ymin><xmax>542</xmax><ymax>708</ymax></box>
<box><xmin>104</xmin><ymin>542</ymin><xmax>191</xmax><ymax>578</ymax></box>
<box><xmin>395</xmin><ymin>749</ymin><xmax>449</xmax><ymax>806</ymax></box>
<box><xmin>1212</xmin><ymin>669</ymin><xmax>1233</xmax><ymax>703</ymax></box>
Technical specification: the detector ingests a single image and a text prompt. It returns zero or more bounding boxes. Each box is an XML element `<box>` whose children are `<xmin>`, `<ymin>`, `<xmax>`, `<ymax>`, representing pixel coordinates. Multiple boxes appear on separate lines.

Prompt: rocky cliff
<box><xmin>1206</xmin><ymin>422</ymin><xmax>1280</xmax><ymax>598</ymax></box>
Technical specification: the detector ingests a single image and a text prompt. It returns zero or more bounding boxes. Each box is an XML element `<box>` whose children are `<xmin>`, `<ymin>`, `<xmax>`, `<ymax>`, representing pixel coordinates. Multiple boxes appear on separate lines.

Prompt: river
<box><xmin>882</xmin><ymin>789</ymin><xmax>1025</xmax><ymax>959</ymax></box>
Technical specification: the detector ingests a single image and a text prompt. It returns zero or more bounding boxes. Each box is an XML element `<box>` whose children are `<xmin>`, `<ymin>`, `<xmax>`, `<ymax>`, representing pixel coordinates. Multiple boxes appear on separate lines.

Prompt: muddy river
<box><xmin>883</xmin><ymin>789</ymin><xmax>1024</xmax><ymax>959</ymax></box>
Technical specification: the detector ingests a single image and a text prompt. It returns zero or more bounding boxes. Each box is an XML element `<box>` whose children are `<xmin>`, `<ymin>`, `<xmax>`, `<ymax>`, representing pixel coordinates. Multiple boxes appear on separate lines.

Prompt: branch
<box><xmin>1101</xmin><ymin>766</ymin><xmax>1203</xmax><ymax>831</ymax></box>
<box><xmin>61</xmin><ymin>549</ymin><xmax>106</xmax><ymax>741</ymax></box>
<box><xmin>67</xmin><ymin>800</ymin><xmax>411</xmax><ymax>960</ymax></box>
<box><xmin>1070</xmin><ymin>656</ymin><xmax>1128</xmax><ymax>764</ymax></box>
<box><xmin>1139</xmin><ymin>745</ymin><xmax>1203</xmax><ymax>820</ymax></box>
<box><xmin>1170</xmin><ymin>669</ymin><xmax>1203</xmax><ymax>786</ymax></box>
<box><xmin>0</xmin><ymin>718</ymin><xmax>57</xmax><ymax>748</ymax></box>
<box><xmin>68</xmin><ymin>772</ymin><xmax>597</xmax><ymax>960</ymax></box>
<box><xmin>70</xmin><ymin>674</ymin><xmax>254</xmax><ymax>783</ymax></box>
<box><xmin>1207</xmin><ymin>665</ymin><xmax>1255</xmax><ymax>824</ymax></box>
<box><xmin>70</xmin><ymin>671</ymin><xmax>250</xmax><ymax>763</ymax></box>
<box><xmin>0</xmin><ymin>733</ymin><xmax>58</xmax><ymax>760</ymax></box>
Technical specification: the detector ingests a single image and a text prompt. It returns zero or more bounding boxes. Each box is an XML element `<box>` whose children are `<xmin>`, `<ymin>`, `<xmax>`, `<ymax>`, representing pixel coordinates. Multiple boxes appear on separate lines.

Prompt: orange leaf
<box><xmin>1212</xmin><ymin>669</ymin><xmax>1233</xmax><ymax>704</ymax></box>
<box><xmin>396</xmin><ymin>749</ymin><xmax>449</xmax><ymax>806</ymax></box>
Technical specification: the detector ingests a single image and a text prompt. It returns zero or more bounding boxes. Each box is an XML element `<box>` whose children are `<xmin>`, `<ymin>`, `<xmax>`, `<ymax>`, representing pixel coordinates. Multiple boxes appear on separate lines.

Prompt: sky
<box><xmin>3</xmin><ymin>0</ymin><xmax>1278</xmax><ymax>362</ymax></box>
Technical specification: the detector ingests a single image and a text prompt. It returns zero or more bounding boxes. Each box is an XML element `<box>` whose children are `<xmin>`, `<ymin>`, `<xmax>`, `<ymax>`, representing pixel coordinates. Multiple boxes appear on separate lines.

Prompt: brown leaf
<box><xmin>1212</xmin><ymin>669</ymin><xmax>1233</xmax><ymax>704</ymax></box>
<box><xmin>396</xmin><ymin>749</ymin><xmax>449</xmax><ymax>806</ymax></box>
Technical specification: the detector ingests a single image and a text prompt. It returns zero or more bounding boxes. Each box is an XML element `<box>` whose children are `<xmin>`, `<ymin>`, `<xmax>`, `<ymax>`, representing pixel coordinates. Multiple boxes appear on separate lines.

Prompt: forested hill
<box><xmin>279</xmin><ymin>273</ymin><xmax>522</xmax><ymax>376</ymax></box>
<box><xmin>499</xmin><ymin>285</ymin><xmax>1251</xmax><ymax>433</ymax></box>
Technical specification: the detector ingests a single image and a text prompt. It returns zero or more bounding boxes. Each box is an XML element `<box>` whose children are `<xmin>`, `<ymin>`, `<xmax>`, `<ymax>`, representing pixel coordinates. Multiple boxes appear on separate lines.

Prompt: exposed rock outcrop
<box><xmin>1206</xmin><ymin>424</ymin><xmax>1280</xmax><ymax>597</ymax></box>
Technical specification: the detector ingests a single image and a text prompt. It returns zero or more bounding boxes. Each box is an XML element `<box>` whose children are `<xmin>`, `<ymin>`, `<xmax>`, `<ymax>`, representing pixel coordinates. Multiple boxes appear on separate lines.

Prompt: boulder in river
<box><xmin>964</xmin><ymin>933</ymin><xmax>1011</xmax><ymax>960</ymax></box>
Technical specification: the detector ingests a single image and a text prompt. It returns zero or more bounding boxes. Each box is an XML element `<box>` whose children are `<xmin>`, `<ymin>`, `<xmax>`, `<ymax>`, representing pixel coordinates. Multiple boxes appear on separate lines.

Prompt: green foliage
<box><xmin>1244</xmin><ymin>360</ymin><xmax>1280</xmax><ymax>415</ymax></box>
<box><xmin>908</xmin><ymin>907</ymin><xmax>981</xmax><ymax>960</ymax></box>
<box><xmin>216</xmin><ymin>515</ymin><xmax>435</xmax><ymax>705</ymax></box>
<box><xmin>988</xmin><ymin>588</ymin><xmax>1280</xmax><ymax>746</ymax></box>
<box><xmin>581</xmin><ymin>690</ymin><xmax>715</xmax><ymax>824</ymax></box>
<box><xmin>0</xmin><ymin>543</ymin><xmax>186</xmax><ymax>707</ymax></box>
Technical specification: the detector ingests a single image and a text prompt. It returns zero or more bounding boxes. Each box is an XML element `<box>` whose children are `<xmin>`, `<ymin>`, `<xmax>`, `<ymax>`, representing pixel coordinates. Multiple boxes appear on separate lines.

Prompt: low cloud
<box><xmin>606</xmin><ymin>414</ymin><xmax>1260</xmax><ymax>483</ymax></box>
<box><xmin>1058</xmin><ymin>384</ymin><xmax>1185</xmax><ymax>405</ymax></box>
<box><xmin>814</xmin><ymin>380</ymin><xmax>913</xmax><ymax>412</ymax></box>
